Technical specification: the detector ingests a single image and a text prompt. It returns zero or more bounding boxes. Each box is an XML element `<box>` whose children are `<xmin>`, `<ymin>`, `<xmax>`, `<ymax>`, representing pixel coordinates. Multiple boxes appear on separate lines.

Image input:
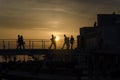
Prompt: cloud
<box><xmin>0</xmin><ymin>0</ymin><xmax>120</xmax><ymax>30</ymax></box>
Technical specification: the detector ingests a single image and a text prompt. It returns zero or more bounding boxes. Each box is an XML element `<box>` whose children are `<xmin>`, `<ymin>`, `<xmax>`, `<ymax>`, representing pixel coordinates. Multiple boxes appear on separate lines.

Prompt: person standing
<box><xmin>62</xmin><ymin>34</ymin><xmax>68</xmax><ymax>49</ymax></box>
<box><xmin>66</xmin><ymin>37</ymin><xmax>70</xmax><ymax>50</ymax></box>
<box><xmin>70</xmin><ymin>35</ymin><xmax>75</xmax><ymax>50</ymax></box>
<box><xmin>16</xmin><ymin>35</ymin><xmax>21</xmax><ymax>49</ymax></box>
<box><xmin>20</xmin><ymin>35</ymin><xmax>25</xmax><ymax>49</ymax></box>
<box><xmin>49</xmin><ymin>34</ymin><xmax>56</xmax><ymax>49</ymax></box>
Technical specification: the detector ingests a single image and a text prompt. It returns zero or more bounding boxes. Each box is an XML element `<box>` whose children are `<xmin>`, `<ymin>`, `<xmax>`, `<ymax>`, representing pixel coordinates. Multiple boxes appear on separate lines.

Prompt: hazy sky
<box><xmin>0</xmin><ymin>0</ymin><xmax>120</xmax><ymax>39</ymax></box>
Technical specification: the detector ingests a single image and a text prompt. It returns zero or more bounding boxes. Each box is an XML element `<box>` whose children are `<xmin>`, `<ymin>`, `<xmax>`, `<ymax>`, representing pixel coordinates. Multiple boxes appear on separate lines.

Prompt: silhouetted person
<box><xmin>62</xmin><ymin>34</ymin><xmax>68</xmax><ymax>49</ymax></box>
<box><xmin>67</xmin><ymin>37</ymin><xmax>70</xmax><ymax>50</ymax></box>
<box><xmin>70</xmin><ymin>35</ymin><xmax>75</xmax><ymax>50</ymax></box>
<box><xmin>20</xmin><ymin>35</ymin><xmax>25</xmax><ymax>49</ymax></box>
<box><xmin>16</xmin><ymin>35</ymin><xmax>21</xmax><ymax>49</ymax></box>
<box><xmin>49</xmin><ymin>34</ymin><xmax>56</xmax><ymax>49</ymax></box>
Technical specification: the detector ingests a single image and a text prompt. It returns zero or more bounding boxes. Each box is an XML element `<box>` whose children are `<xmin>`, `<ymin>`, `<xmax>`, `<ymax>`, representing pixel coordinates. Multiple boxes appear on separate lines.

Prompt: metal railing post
<box><xmin>8</xmin><ymin>41</ymin><xmax>10</xmax><ymax>49</ymax></box>
<box><xmin>3</xmin><ymin>40</ymin><xmax>5</xmax><ymax>49</ymax></box>
<box><xmin>32</xmin><ymin>41</ymin><xmax>34</xmax><ymax>49</ymax></box>
<box><xmin>44</xmin><ymin>41</ymin><xmax>45</xmax><ymax>49</ymax></box>
<box><xmin>29</xmin><ymin>40</ymin><xmax>31</xmax><ymax>49</ymax></box>
<box><xmin>42</xmin><ymin>40</ymin><xmax>43</xmax><ymax>49</ymax></box>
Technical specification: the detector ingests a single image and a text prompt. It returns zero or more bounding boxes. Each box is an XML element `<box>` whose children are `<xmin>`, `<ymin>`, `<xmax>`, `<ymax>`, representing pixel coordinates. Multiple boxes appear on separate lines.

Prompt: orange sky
<box><xmin>0</xmin><ymin>0</ymin><xmax>120</xmax><ymax>40</ymax></box>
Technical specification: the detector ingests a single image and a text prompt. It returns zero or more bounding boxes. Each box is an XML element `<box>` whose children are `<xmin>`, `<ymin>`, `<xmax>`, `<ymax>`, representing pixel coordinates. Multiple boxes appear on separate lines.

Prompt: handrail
<box><xmin>0</xmin><ymin>39</ymin><xmax>77</xmax><ymax>49</ymax></box>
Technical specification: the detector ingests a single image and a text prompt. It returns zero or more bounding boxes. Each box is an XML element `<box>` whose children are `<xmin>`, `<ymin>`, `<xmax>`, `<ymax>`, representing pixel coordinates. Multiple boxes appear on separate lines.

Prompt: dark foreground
<box><xmin>0</xmin><ymin>49</ymin><xmax>120</xmax><ymax>80</ymax></box>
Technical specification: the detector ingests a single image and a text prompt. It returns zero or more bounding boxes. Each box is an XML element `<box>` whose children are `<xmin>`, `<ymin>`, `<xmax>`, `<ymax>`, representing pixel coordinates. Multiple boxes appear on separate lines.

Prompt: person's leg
<box><xmin>67</xmin><ymin>43</ymin><xmax>70</xmax><ymax>50</ymax></box>
<box><xmin>23</xmin><ymin>44</ymin><xmax>25</xmax><ymax>49</ymax></box>
<box><xmin>54</xmin><ymin>43</ymin><xmax>56</xmax><ymax>49</ymax></box>
<box><xmin>71</xmin><ymin>44</ymin><xmax>73</xmax><ymax>50</ymax></box>
<box><xmin>49</xmin><ymin>43</ymin><xmax>53</xmax><ymax>49</ymax></box>
<box><xmin>62</xmin><ymin>42</ymin><xmax>65</xmax><ymax>49</ymax></box>
<box><xmin>20</xmin><ymin>44</ymin><xmax>22</xmax><ymax>49</ymax></box>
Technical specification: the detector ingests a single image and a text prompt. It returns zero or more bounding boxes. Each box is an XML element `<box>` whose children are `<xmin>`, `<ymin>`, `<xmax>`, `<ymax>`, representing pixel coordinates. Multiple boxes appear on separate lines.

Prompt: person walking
<box><xmin>66</xmin><ymin>37</ymin><xmax>70</xmax><ymax>50</ymax></box>
<box><xmin>61</xmin><ymin>34</ymin><xmax>68</xmax><ymax>49</ymax></box>
<box><xmin>16</xmin><ymin>35</ymin><xmax>21</xmax><ymax>49</ymax></box>
<box><xmin>49</xmin><ymin>34</ymin><xmax>56</xmax><ymax>49</ymax></box>
<box><xmin>20</xmin><ymin>35</ymin><xmax>25</xmax><ymax>49</ymax></box>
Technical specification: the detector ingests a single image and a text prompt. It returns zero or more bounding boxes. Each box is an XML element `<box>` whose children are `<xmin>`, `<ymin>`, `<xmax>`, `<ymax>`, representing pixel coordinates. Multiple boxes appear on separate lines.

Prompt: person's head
<box><xmin>71</xmin><ymin>35</ymin><xmax>73</xmax><ymax>38</ymax></box>
<box><xmin>52</xmin><ymin>34</ymin><xmax>54</xmax><ymax>37</ymax></box>
<box><xmin>18</xmin><ymin>35</ymin><xmax>20</xmax><ymax>38</ymax></box>
<box><xmin>64</xmin><ymin>34</ymin><xmax>66</xmax><ymax>37</ymax></box>
<box><xmin>21</xmin><ymin>35</ymin><xmax>23</xmax><ymax>38</ymax></box>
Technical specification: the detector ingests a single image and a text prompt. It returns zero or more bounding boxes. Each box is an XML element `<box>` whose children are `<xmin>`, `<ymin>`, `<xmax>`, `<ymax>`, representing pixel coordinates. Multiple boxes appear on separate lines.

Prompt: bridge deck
<box><xmin>0</xmin><ymin>49</ymin><xmax>77</xmax><ymax>55</ymax></box>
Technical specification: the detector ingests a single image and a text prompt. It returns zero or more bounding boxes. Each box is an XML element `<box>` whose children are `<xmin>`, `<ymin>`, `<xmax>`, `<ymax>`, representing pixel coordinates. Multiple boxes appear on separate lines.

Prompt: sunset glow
<box><xmin>0</xmin><ymin>0</ymin><xmax>119</xmax><ymax>39</ymax></box>
<box><xmin>56</xmin><ymin>36</ymin><xmax>60</xmax><ymax>41</ymax></box>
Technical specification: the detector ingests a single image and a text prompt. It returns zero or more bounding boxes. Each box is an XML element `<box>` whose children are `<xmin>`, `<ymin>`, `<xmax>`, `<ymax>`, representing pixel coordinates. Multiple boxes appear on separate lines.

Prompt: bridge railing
<box><xmin>0</xmin><ymin>39</ymin><xmax>77</xmax><ymax>49</ymax></box>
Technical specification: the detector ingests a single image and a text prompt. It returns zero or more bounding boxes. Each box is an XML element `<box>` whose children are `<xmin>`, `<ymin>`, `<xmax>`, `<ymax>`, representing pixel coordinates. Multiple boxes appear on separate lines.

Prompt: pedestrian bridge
<box><xmin>0</xmin><ymin>39</ymin><xmax>78</xmax><ymax>62</ymax></box>
<box><xmin>0</xmin><ymin>39</ymin><xmax>77</xmax><ymax>50</ymax></box>
<box><xmin>0</xmin><ymin>49</ymin><xmax>78</xmax><ymax>55</ymax></box>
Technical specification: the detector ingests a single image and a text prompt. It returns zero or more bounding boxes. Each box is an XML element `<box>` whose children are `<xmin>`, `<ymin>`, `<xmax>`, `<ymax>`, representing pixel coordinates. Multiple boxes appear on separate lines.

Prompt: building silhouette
<box><xmin>77</xmin><ymin>13</ymin><xmax>120</xmax><ymax>51</ymax></box>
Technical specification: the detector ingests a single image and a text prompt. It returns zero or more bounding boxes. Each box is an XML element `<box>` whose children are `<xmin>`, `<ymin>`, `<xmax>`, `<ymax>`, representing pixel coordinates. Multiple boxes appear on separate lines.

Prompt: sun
<box><xmin>55</xmin><ymin>36</ymin><xmax>60</xmax><ymax>41</ymax></box>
